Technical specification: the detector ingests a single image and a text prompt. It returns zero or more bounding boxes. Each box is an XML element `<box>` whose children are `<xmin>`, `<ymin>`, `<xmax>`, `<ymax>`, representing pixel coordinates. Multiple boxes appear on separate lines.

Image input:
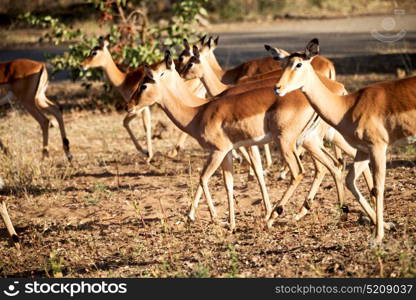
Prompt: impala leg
<box><xmin>275</xmin><ymin>145</ymin><xmax>300</xmax><ymax>180</ymax></box>
<box><xmin>0</xmin><ymin>139</ymin><xmax>9</xmax><ymax>155</ymax></box>
<box><xmin>0</xmin><ymin>200</ymin><xmax>20</xmax><ymax>250</ymax></box>
<box><xmin>370</xmin><ymin>144</ymin><xmax>388</xmax><ymax>244</ymax></box>
<box><xmin>346</xmin><ymin>151</ymin><xmax>378</xmax><ymax>224</ymax></box>
<box><xmin>168</xmin><ymin>131</ymin><xmax>188</xmax><ymax>158</ymax></box>
<box><xmin>123</xmin><ymin>112</ymin><xmax>147</xmax><ymax>156</ymax></box>
<box><xmin>295</xmin><ymin>157</ymin><xmax>327</xmax><ymax>221</ymax></box>
<box><xmin>22</xmin><ymin>102</ymin><xmax>50</xmax><ymax>158</ymax></box>
<box><xmin>248</xmin><ymin>145</ymin><xmax>272</xmax><ymax>219</ymax></box>
<box><xmin>188</xmin><ymin>184</ymin><xmax>203</xmax><ymax>222</ymax></box>
<box><xmin>267</xmin><ymin>141</ymin><xmax>303</xmax><ymax>228</ymax></box>
<box><xmin>332</xmin><ymin>130</ymin><xmax>375</xmax><ymax>203</ymax></box>
<box><xmin>37</xmin><ymin>97</ymin><xmax>72</xmax><ymax>161</ymax></box>
<box><xmin>363</xmin><ymin>167</ymin><xmax>376</xmax><ymax>207</ymax></box>
<box><xmin>263</xmin><ymin>144</ymin><xmax>273</xmax><ymax>169</ymax></box>
<box><xmin>302</xmin><ymin>135</ymin><xmax>345</xmax><ymax>216</ymax></box>
<box><xmin>237</xmin><ymin>146</ymin><xmax>255</xmax><ymax>178</ymax></box>
<box><xmin>321</xmin><ymin>145</ymin><xmax>341</xmax><ymax>168</ymax></box>
<box><xmin>221</xmin><ymin>151</ymin><xmax>235</xmax><ymax>230</ymax></box>
<box><xmin>141</xmin><ymin>107</ymin><xmax>153</xmax><ymax>162</ymax></box>
<box><xmin>334</xmin><ymin>144</ymin><xmax>345</xmax><ymax>169</ymax></box>
<box><xmin>199</xmin><ymin>150</ymin><xmax>228</xmax><ymax>222</ymax></box>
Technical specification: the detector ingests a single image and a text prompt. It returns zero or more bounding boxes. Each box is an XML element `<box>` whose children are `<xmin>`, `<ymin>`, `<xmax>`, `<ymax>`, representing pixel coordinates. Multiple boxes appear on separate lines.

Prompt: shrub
<box><xmin>19</xmin><ymin>0</ymin><xmax>207</xmax><ymax>84</ymax></box>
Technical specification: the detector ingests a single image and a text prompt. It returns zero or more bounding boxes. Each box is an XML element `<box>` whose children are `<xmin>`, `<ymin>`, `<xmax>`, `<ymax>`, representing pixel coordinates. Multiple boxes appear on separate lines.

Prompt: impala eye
<box><xmin>91</xmin><ymin>51</ymin><xmax>97</xmax><ymax>56</ymax></box>
<box><xmin>179</xmin><ymin>56</ymin><xmax>183</xmax><ymax>62</ymax></box>
<box><xmin>141</xmin><ymin>85</ymin><xmax>147</xmax><ymax>90</ymax></box>
<box><xmin>295</xmin><ymin>63</ymin><xmax>302</xmax><ymax>68</ymax></box>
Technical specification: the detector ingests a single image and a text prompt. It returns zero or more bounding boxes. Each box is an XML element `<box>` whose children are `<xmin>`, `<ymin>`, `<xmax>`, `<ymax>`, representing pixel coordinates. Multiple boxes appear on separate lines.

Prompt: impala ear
<box><xmin>183</xmin><ymin>39</ymin><xmax>190</xmax><ymax>51</ymax></box>
<box><xmin>98</xmin><ymin>35</ymin><xmax>110</xmax><ymax>49</ymax></box>
<box><xmin>192</xmin><ymin>45</ymin><xmax>200</xmax><ymax>58</ymax></box>
<box><xmin>206</xmin><ymin>36</ymin><xmax>213</xmax><ymax>49</ymax></box>
<box><xmin>305</xmin><ymin>38</ymin><xmax>319</xmax><ymax>59</ymax></box>
<box><xmin>98</xmin><ymin>36</ymin><xmax>104</xmax><ymax>47</ymax></box>
<box><xmin>199</xmin><ymin>35</ymin><xmax>207</xmax><ymax>46</ymax></box>
<box><xmin>164</xmin><ymin>50</ymin><xmax>173</xmax><ymax>70</ymax></box>
<box><xmin>143</xmin><ymin>64</ymin><xmax>154</xmax><ymax>80</ymax></box>
<box><xmin>264</xmin><ymin>44</ymin><xmax>288</xmax><ymax>60</ymax></box>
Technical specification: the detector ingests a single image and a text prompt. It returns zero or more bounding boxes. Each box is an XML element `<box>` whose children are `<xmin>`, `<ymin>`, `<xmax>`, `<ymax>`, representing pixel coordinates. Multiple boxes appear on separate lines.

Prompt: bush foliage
<box><xmin>20</xmin><ymin>0</ymin><xmax>207</xmax><ymax>83</ymax></box>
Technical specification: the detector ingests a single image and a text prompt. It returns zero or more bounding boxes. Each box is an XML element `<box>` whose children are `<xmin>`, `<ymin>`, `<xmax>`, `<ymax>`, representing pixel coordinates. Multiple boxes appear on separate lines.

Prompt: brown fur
<box><xmin>219</xmin><ymin>55</ymin><xmax>334</xmax><ymax>84</ymax></box>
<box><xmin>0</xmin><ymin>59</ymin><xmax>43</xmax><ymax>84</ymax></box>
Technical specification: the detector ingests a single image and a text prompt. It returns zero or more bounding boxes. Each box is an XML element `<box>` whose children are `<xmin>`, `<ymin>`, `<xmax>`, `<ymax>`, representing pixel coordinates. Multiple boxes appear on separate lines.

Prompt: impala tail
<box><xmin>329</xmin><ymin>63</ymin><xmax>336</xmax><ymax>81</ymax></box>
<box><xmin>35</xmin><ymin>63</ymin><xmax>49</xmax><ymax>100</ymax></box>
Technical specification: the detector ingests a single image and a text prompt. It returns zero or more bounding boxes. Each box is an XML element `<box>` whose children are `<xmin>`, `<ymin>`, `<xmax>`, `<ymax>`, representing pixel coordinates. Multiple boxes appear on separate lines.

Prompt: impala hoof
<box><xmin>167</xmin><ymin>149</ymin><xmax>178</xmax><ymax>158</ymax></box>
<box><xmin>358</xmin><ymin>213</ymin><xmax>372</xmax><ymax>226</ymax></box>
<box><xmin>264</xmin><ymin>210</ymin><xmax>273</xmax><ymax>221</ymax></box>
<box><xmin>188</xmin><ymin>212</ymin><xmax>196</xmax><ymax>222</ymax></box>
<box><xmin>275</xmin><ymin>205</ymin><xmax>284</xmax><ymax>216</ymax></box>
<box><xmin>294</xmin><ymin>208</ymin><xmax>308</xmax><ymax>221</ymax></box>
<box><xmin>369</xmin><ymin>237</ymin><xmax>383</xmax><ymax>248</ymax></box>
<box><xmin>266</xmin><ymin>218</ymin><xmax>274</xmax><ymax>229</ymax></box>
<box><xmin>66</xmin><ymin>153</ymin><xmax>73</xmax><ymax>162</ymax></box>
<box><xmin>385</xmin><ymin>221</ymin><xmax>396</xmax><ymax>231</ymax></box>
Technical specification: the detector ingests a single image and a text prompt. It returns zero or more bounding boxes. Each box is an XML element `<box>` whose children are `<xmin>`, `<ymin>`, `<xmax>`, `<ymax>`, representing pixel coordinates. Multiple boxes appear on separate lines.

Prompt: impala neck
<box><xmin>201</xmin><ymin>59</ymin><xmax>228</xmax><ymax>96</ymax></box>
<box><xmin>101</xmin><ymin>50</ymin><xmax>127</xmax><ymax>96</ymax></box>
<box><xmin>183</xmin><ymin>78</ymin><xmax>210</xmax><ymax>107</ymax></box>
<box><xmin>302</xmin><ymin>64</ymin><xmax>353</xmax><ymax>127</ymax></box>
<box><xmin>159</xmin><ymin>71</ymin><xmax>202</xmax><ymax>137</ymax></box>
<box><xmin>206</xmin><ymin>50</ymin><xmax>225</xmax><ymax>79</ymax></box>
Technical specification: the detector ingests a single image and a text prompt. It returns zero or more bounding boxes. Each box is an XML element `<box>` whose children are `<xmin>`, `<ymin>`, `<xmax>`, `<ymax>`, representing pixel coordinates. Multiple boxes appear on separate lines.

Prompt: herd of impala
<box><xmin>0</xmin><ymin>34</ymin><xmax>415</xmax><ymax>252</ymax></box>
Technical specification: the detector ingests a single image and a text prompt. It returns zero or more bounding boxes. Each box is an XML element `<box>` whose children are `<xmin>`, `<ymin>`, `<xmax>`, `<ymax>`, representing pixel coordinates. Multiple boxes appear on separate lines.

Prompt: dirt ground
<box><xmin>0</xmin><ymin>77</ymin><xmax>415</xmax><ymax>278</ymax></box>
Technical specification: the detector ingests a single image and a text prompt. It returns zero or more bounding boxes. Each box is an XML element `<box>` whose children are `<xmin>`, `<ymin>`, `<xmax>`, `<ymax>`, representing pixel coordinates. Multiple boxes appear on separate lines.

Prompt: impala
<box><xmin>0</xmin><ymin>58</ymin><xmax>73</xmax><ymax>249</ymax></box>
<box><xmin>127</xmin><ymin>51</ymin><xmax>346</xmax><ymax>230</ymax></box>
<box><xmin>271</xmin><ymin>38</ymin><xmax>415</xmax><ymax>243</ymax></box>
<box><xmin>182</xmin><ymin>44</ymin><xmax>372</xmax><ymax>222</ymax></box>
<box><xmin>82</xmin><ymin>37</ymin><xmax>208</xmax><ymax>161</ymax></box>
<box><xmin>81</xmin><ymin>38</ymin><xmax>153</xmax><ymax>161</ymax></box>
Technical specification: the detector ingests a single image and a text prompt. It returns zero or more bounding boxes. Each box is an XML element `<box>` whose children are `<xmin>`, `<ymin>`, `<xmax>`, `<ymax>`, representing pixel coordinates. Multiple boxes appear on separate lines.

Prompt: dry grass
<box><xmin>0</xmin><ymin>74</ymin><xmax>415</xmax><ymax>278</ymax></box>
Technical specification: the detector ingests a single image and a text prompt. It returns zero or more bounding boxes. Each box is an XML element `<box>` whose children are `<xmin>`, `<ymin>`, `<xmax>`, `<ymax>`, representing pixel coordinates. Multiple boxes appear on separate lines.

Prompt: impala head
<box><xmin>198</xmin><ymin>35</ymin><xmax>219</xmax><ymax>58</ymax></box>
<box><xmin>127</xmin><ymin>50</ymin><xmax>175</xmax><ymax>113</ymax></box>
<box><xmin>81</xmin><ymin>35</ymin><xmax>111</xmax><ymax>70</ymax></box>
<box><xmin>180</xmin><ymin>45</ymin><xmax>202</xmax><ymax>80</ymax></box>
<box><xmin>202</xmin><ymin>35</ymin><xmax>219</xmax><ymax>51</ymax></box>
<box><xmin>271</xmin><ymin>38</ymin><xmax>320</xmax><ymax>96</ymax></box>
<box><xmin>264</xmin><ymin>44</ymin><xmax>290</xmax><ymax>61</ymax></box>
<box><xmin>177</xmin><ymin>35</ymin><xmax>206</xmax><ymax>72</ymax></box>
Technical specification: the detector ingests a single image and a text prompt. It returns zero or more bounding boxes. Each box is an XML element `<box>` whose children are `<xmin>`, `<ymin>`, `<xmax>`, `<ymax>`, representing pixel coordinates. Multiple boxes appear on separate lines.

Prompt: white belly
<box><xmin>233</xmin><ymin>133</ymin><xmax>272</xmax><ymax>149</ymax></box>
